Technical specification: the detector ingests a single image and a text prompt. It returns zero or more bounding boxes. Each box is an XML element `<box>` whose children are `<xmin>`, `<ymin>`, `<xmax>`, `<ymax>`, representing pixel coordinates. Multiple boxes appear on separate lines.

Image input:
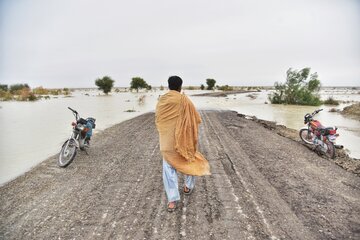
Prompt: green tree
<box><xmin>10</xmin><ymin>84</ymin><xmax>30</xmax><ymax>94</ymax></box>
<box><xmin>206</xmin><ymin>79</ymin><xmax>216</xmax><ymax>90</ymax></box>
<box><xmin>0</xmin><ymin>84</ymin><xmax>8</xmax><ymax>91</ymax></box>
<box><xmin>269</xmin><ymin>68</ymin><xmax>322</xmax><ymax>106</ymax></box>
<box><xmin>200</xmin><ymin>84</ymin><xmax>205</xmax><ymax>90</ymax></box>
<box><xmin>95</xmin><ymin>76</ymin><xmax>114</xmax><ymax>94</ymax></box>
<box><xmin>130</xmin><ymin>77</ymin><xmax>149</xmax><ymax>92</ymax></box>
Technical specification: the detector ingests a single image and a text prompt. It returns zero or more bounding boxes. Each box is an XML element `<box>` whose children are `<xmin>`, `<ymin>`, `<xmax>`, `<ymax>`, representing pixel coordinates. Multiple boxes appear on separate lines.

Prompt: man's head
<box><xmin>168</xmin><ymin>76</ymin><xmax>183</xmax><ymax>92</ymax></box>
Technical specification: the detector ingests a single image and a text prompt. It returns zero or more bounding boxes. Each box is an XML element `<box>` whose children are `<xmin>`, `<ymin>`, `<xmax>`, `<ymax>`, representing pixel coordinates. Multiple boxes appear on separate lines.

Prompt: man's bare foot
<box><xmin>167</xmin><ymin>201</ymin><xmax>177</xmax><ymax>212</ymax></box>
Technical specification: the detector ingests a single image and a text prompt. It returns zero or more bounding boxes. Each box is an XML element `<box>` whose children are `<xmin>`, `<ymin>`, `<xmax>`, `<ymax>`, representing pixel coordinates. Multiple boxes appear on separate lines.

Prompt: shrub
<box><xmin>323</xmin><ymin>97</ymin><xmax>340</xmax><ymax>105</ymax></box>
<box><xmin>18</xmin><ymin>88</ymin><xmax>31</xmax><ymax>101</ymax></box>
<box><xmin>33</xmin><ymin>87</ymin><xmax>49</xmax><ymax>95</ymax></box>
<box><xmin>28</xmin><ymin>92</ymin><xmax>37</xmax><ymax>101</ymax></box>
<box><xmin>218</xmin><ymin>85</ymin><xmax>234</xmax><ymax>91</ymax></box>
<box><xmin>63</xmin><ymin>88</ymin><xmax>71</xmax><ymax>95</ymax></box>
<box><xmin>0</xmin><ymin>89</ymin><xmax>13</xmax><ymax>101</ymax></box>
<box><xmin>0</xmin><ymin>84</ymin><xmax>8</xmax><ymax>91</ymax></box>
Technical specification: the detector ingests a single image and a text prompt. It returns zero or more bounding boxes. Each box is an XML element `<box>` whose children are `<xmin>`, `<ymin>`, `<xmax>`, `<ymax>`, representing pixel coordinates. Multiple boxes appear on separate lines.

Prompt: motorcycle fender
<box><xmin>300</xmin><ymin>127</ymin><xmax>309</xmax><ymax>131</ymax></box>
<box><xmin>63</xmin><ymin>137</ymin><xmax>79</xmax><ymax>148</ymax></box>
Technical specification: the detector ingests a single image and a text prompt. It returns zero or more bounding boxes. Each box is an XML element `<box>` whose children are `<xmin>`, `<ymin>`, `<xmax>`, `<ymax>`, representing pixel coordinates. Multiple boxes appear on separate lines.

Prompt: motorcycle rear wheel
<box><xmin>299</xmin><ymin>129</ymin><xmax>314</xmax><ymax>145</ymax></box>
<box><xmin>58</xmin><ymin>139</ymin><xmax>77</xmax><ymax>167</ymax></box>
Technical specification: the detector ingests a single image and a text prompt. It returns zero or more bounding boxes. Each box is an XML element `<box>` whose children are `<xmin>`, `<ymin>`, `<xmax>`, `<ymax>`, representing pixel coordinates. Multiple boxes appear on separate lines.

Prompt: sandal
<box><xmin>183</xmin><ymin>186</ymin><xmax>193</xmax><ymax>195</ymax></box>
<box><xmin>167</xmin><ymin>201</ymin><xmax>177</xmax><ymax>212</ymax></box>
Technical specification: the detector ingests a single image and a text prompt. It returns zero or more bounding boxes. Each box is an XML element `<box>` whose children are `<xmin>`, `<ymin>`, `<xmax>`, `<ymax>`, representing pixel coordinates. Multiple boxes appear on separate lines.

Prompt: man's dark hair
<box><xmin>168</xmin><ymin>76</ymin><xmax>183</xmax><ymax>91</ymax></box>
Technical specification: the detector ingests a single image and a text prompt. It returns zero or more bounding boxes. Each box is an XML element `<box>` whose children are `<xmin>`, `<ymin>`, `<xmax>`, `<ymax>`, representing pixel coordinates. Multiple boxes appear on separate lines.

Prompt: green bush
<box><xmin>269</xmin><ymin>68</ymin><xmax>322</xmax><ymax>106</ymax></box>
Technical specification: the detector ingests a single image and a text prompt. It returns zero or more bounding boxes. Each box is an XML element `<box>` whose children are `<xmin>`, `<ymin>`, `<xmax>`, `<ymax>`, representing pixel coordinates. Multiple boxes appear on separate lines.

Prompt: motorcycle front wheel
<box><xmin>299</xmin><ymin>129</ymin><xmax>314</xmax><ymax>144</ymax></box>
<box><xmin>323</xmin><ymin>141</ymin><xmax>336</xmax><ymax>159</ymax></box>
<box><xmin>58</xmin><ymin>139</ymin><xmax>77</xmax><ymax>167</ymax></box>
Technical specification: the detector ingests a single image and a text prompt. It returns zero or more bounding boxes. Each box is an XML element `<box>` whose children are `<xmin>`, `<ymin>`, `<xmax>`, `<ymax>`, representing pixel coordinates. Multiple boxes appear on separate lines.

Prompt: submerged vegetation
<box><xmin>269</xmin><ymin>67</ymin><xmax>322</xmax><ymax>106</ymax></box>
<box><xmin>323</xmin><ymin>96</ymin><xmax>340</xmax><ymax>106</ymax></box>
<box><xmin>0</xmin><ymin>84</ymin><xmax>71</xmax><ymax>101</ymax></box>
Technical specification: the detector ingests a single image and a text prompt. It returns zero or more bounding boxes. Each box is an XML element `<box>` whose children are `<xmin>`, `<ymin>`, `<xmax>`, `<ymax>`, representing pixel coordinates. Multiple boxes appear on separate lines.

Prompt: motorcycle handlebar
<box><xmin>68</xmin><ymin>107</ymin><xmax>78</xmax><ymax>114</ymax></box>
<box><xmin>312</xmin><ymin>108</ymin><xmax>323</xmax><ymax>115</ymax></box>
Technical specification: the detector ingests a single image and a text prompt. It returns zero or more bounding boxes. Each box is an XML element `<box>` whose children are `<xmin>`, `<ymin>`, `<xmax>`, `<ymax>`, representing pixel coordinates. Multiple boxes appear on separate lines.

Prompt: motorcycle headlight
<box><xmin>77</xmin><ymin>124</ymin><xmax>85</xmax><ymax>131</ymax></box>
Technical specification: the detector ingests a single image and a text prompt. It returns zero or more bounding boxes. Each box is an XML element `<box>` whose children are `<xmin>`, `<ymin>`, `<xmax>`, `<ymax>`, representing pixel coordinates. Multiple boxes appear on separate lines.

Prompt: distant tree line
<box><xmin>0</xmin><ymin>83</ymin><xmax>72</xmax><ymax>101</ymax></box>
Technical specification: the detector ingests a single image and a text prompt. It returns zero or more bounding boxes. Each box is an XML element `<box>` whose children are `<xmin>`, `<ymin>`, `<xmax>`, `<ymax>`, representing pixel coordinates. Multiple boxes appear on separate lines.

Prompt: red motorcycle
<box><xmin>299</xmin><ymin>109</ymin><xmax>339</xmax><ymax>159</ymax></box>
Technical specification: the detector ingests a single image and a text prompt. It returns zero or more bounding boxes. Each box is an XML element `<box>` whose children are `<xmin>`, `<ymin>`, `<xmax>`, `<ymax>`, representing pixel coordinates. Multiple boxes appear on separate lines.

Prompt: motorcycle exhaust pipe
<box><xmin>335</xmin><ymin>145</ymin><xmax>344</xmax><ymax>149</ymax></box>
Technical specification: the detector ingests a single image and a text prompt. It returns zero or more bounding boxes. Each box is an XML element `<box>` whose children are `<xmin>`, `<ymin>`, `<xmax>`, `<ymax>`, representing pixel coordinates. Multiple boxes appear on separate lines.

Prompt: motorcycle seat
<box><xmin>319</xmin><ymin>127</ymin><xmax>337</xmax><ymax>135</ymax></box>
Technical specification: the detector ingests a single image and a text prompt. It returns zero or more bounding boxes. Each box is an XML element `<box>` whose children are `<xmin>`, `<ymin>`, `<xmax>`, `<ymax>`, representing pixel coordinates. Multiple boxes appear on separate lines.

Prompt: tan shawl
<box><xmin>155</xmin><ymin>90</ymin><xmax>210</xmax><ymax>176</ymax></box>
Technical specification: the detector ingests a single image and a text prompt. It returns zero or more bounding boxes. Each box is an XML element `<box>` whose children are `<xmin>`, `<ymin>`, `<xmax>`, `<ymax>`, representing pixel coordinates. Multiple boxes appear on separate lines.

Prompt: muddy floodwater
<box><xmin>0</xmin><ymin>88</ymin><xmax>359</xmax><ymax>185</ymax></box>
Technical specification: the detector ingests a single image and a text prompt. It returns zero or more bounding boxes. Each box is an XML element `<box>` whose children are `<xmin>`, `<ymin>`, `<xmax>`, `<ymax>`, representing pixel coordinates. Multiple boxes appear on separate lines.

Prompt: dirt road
<box><xmin>1</xmin><ymin>111</ymin><xmax>359</xmax><ymax>239</ymax></box>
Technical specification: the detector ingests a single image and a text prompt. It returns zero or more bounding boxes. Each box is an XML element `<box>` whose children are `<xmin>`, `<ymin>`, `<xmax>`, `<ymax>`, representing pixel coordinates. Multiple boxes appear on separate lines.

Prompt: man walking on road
<box><xmin>155</xmin><ymin>76</ymin><xmax>211</xmax><ymax>212</ymax></box>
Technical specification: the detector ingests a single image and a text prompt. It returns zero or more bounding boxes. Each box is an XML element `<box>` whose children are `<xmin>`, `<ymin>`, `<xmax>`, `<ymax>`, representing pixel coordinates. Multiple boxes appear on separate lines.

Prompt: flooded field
<box><xmin>0</xmin><ymin>88</ymin><xmax>359</xmax><ymax>185</ymax></box>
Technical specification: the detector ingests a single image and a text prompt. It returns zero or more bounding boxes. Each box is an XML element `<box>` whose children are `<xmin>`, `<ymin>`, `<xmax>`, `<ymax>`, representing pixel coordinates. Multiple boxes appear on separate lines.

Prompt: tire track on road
<box><xmin>200</xmin><ymin>111</ymin><xmax>316</xmax><ymax>240</ymax></box>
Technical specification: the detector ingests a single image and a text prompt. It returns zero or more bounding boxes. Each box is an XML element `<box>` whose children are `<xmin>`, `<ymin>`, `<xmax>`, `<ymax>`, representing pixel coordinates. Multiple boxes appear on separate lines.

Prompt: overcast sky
<box><xmin>0</xmin><ymin>0</ymin><xmax>359</xmax><ymax>88</ymax></box>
